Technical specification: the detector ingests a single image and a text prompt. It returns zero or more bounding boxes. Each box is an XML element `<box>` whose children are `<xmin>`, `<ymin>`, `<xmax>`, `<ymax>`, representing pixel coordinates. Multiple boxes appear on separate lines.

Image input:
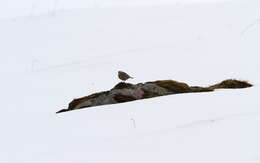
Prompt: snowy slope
<box><xmin>0</xmin><ymin>0</ymin><xmax>234</xmax><ymax>19</ymax></box>
<box><xmin>1</xmin><ymin>0</ymin><xmax>260</xmax><ymax>162</ymax></box>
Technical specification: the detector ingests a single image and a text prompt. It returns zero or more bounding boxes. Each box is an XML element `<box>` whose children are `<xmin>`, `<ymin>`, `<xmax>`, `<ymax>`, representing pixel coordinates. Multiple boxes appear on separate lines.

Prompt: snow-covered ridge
<box><xmin>0</xmin><ymin>1</ymin><xmax>260</xmax><ymax>162</ymax></box>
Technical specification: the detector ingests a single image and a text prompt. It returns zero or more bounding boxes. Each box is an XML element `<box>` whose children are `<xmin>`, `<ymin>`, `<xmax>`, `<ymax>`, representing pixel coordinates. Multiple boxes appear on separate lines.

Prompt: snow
<box><xmin>0</xmin><ymin>0</ymin><xmax>260</xmax><ymax>162</ymax></box>
<box><xmin>0</xmin><ymin>0</ymin><xmax>234</xmax><ymax>19</ymax></box>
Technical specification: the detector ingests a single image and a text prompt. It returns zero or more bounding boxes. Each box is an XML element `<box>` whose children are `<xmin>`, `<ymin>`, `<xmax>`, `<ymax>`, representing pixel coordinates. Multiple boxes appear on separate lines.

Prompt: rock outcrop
<box><xmin>57</xmin><ymin>79</ymin><xmax>252</xmax><ymax>113</ymax></box>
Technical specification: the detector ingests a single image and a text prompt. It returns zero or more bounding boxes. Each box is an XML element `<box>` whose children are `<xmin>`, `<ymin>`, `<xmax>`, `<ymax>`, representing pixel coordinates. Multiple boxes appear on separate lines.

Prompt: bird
<box><xmin>118</xmin><ymin>71</ymin><xmax>133</xmax><ymax>81</ymax></box>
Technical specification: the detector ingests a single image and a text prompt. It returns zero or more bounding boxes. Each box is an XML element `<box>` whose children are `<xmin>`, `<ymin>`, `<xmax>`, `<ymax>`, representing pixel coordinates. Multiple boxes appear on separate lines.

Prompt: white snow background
<box><xmin>0</xmin><ymin>0</ymin><xmax>260</xmax><ymax>162</ymax></box>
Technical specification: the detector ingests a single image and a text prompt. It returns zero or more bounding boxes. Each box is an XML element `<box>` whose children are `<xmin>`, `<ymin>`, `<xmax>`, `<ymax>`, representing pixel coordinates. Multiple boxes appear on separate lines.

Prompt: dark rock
<box><xmin>114</xmin><ymin>94</ymin><xmax>136</xmax><ymax>103</ymax></box>
<box><xmin>57</xmin><ymin>79</ymin><xmax>253</xmax><ymax>113</ymax></box>
<box><xmin>68</xmin><ymin>91</ymin><xmax>108</xmax><ymax>110</ymax></box>
<box><xmin>111</xmin><ymin>82</ymin><xmax>134</xmax><ymax>90</ymax></box>
<box><xmin>209</xmin><ymin>79</ymin><xmax>253</xmax><ymax>89</ymax></box>
<box><xmin>146</xmin><ymin>80</ymin><xmax>191</xmax><ymax>93</ymax></box>
<box><xmin>190</xmin><ymin>86</ymin><xmax>214</xmax><ymax>93</ymax></box>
